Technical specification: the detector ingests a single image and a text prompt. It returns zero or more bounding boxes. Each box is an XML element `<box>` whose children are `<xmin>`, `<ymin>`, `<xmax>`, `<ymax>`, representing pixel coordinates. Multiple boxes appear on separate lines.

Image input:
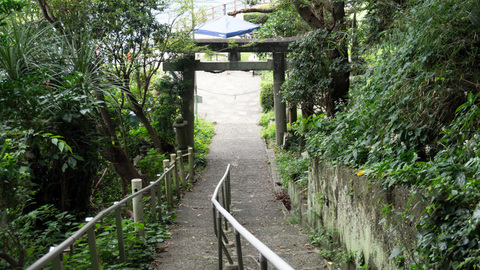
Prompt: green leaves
<box><xmin>50</xmin><ymin>136</ymin><xmax>71</xmax><ymax>154</ymax></box>
<box><xmin>0</xmin><ymin>0</ymin><xmax>27</xmax><ymax>25</ymax></box>
<box><xmin>389</xmin><ymin>247</ymin><xmax>405</xmax><ymax>260</ymax></box>
<box><xmin>64</xmin><ymin>217</ymin><xmax>170</xmax><ymax>269</ymax></box>
<box><xmin>302</xmin><ymin>0</ymin><xmax>480</xmax><ymax>268</ymax></box>
<box><xmin>254</xmin><ymin>1</ymin><xmax>310</xmax><ymax>38</ymax></box>
<box><xmin>282</xmin><ymin>29</ymin><xmax>337</xmax><ymax>113</ymax></box>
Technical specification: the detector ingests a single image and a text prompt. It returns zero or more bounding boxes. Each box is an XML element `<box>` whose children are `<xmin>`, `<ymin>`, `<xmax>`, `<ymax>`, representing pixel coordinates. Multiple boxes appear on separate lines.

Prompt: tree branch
<box><xmin>228</xmin><ymin>7</ymin><xmax>275</xmax><ymax>16</ymax></box>
<box><xmin>293</xmin><ymin>0</ymin><xmax>324</xmax><ymax>29</ymax></box>
<box><xmin>0</xmin><ymin>251</ymin><xmax>22</xmax><ymax>269</ymax></box>
<box><xmin>35</xmin><ymin>0</ymin><xmax>63</xmax><ymax>32</ymax></box>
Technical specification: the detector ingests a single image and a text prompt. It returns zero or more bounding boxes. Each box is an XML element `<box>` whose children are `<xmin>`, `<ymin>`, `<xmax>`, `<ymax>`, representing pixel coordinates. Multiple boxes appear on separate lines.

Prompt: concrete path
<box><xmin>154</xmin><ymin>71</ymin><xmax>326</xmax><ymax>269</ymax></box>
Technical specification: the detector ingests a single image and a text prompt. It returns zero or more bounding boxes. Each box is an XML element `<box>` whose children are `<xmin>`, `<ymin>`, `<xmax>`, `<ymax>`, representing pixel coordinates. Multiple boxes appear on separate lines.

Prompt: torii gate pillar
<box><xmin>273</xmin><ymin>52</ymin><xmax>286</xmax><ymax>146</ymax></box>
<box><xmin>182</xmin><ymin>55</ymin><xmax>196</xmax><ymax>149</ymax></box>
<box><xmin>164</xmin><ymin>37</ymin><xmax>301</xmax><ymax>149</ymax></box>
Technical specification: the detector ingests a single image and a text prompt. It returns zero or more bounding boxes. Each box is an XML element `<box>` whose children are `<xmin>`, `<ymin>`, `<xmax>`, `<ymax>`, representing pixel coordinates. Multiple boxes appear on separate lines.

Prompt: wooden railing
<box><xmin>26</xmin><ymin>147</ymin><xmax>194</xmax><ymax>270</ymax></box>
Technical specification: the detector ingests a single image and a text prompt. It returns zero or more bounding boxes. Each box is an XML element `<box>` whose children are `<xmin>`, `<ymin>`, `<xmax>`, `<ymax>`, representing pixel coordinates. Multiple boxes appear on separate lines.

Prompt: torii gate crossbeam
<box><xmin>163</xmin><ymin>37</ymin><xmax>301</xmax><ymax>148</ymax></box>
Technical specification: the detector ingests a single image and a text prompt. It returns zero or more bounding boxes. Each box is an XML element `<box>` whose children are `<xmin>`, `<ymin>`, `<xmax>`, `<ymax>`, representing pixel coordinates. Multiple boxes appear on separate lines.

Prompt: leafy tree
<box><xmin>282</xmin><ymin>28</ymin><xmax>350</xmax><ymax>117</ymax></box>
<box><xmin>304</xmin><ymin>0</ymin><xmax>480</xmax><ymax>267</ymax></box>
<box><xmin>0</xmin><ymin>11</ymin><xmax>103</xmax><ymax>214</ymax></box>
<box><xmin>231</xmin><ymin>0</ymin><xmax>350</xmax><ymax>116</ymax></box>
<box><xmin>253</xmin><ymin>1</ymin><xmax>310</xmax><ymax>38</ymax></box>
<box><xmin>0</xmin><ymin>8</ymin><xmax>111</xmax><ymax>268</ymax></box>
<box><xmin>358</xmin><ymin>0</ymin><xmax>408</xmax><ymax>45</ymax></box>
<box><xmin>35</xmin><ymin>0</ymin><xmax>193</xmax><ymax>192</ymax></box>
<box><xmin>288</xmin><ymin>0</ymin><xmax>350</xmax><ymax>116</ymax></box>
<box><xmin>0</xmin><ymin>0</ymin><xmax>26</xmax><ymax>25</ymax></box>
<box><xmin>38</xmin><ymin>0</ymin><xmax>171</xmax><ymax>151</ymax></box>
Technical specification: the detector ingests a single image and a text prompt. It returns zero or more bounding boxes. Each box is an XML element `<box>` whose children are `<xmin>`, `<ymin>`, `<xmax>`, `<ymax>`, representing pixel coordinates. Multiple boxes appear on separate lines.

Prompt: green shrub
<box><xmin>261</xmin><ymin>120</ymin><xmax>276</xmax><ymax>143</ymax></box>
<box><xmin>260</xmin><ymin>81</ymin><xmax>274</xmax><ymax>112</ymax></box>
<box><xmin>305</xmin><ymin>0</ymin><xmax>480</xmax><ymax>268</ymax></box>
<box><xmin>194</xmin><ymin>117</ymin><xmax>215</xmax><ymax>168</ymax></box>
<box><xmin>258</xmin><ymin>110</ymin><xmax>274</xmax><ymax>128</ymax></box>
<box><xmin>137</xmin><ymin>148</ymin><xmax>168</xmax><ymax>179</ymax></box>
<box><xmin>64</xmin><ymin>217</ymin><xmax>170</xmax><ymax>269</ymax></box>
<box><xmin>259</xmin><ymin>111</ymin><xmax>275</xmax><ymax>143</ymax></box>
<box><xmin>0</xmin><ymin>204</ymin><xmax>77</xmax><ymax>269</ymax></box>
<box><xmin>151</xmin><ymin>75</ymin><xmax>185</xmax><ymax>151</ymax></box>
<box><xmin>275</xmin><ymin>150</ymin><xmax>309</xmax><ymax>188</ymax></box>
<box><xmin>244</xmin><ymin>13</ymin><xmax>269</xmax><ymax>25</ymax></box>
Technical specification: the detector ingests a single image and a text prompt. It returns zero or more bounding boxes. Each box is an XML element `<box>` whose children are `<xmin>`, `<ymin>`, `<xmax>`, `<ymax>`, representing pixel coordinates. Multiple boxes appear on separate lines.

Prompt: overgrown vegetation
<box><xmin>301</xmin><ymin>0</ymin><xmax>480</xmax><ymax>268</ymax></box>
<box><xmin>63</xmin><ymin>210</ymin><xmax>172</xmax><ymax>269</ymax></box>
<box><xmin>275</xmin><ymin>150</ymin><xmax>309</xmax><ymax>188</ymax></box>
<box><xmin>0</xmin><ymin>1</ymin><xmax>214</xmax><ymax>268</ymax></box>
<box><xmin>0</xmin><ymin>114</ymin><xmax>215</xmax><ymax>269</ymax></box>
<box><xmin>253</xmin><ymin>0</ymin><xmax>480</xmax><ymax>268</ymax></box>
<box><xmin>193</xmin><ymin>117</ymin><xmax>216</xmax><ymax>168</ymax></box>
<box><xmin>309</xmin><ymin>227</ymin><xmax>355</xmax><ymax>268</ymax></box>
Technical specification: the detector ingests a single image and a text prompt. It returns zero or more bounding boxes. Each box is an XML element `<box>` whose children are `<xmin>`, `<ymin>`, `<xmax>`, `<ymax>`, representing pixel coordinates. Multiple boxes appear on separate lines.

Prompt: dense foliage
<box><xmin>0</xmin><ymin>1</ymin><xmax>211</xmax><ymax>269</ymax></box>
<box><xmin>282</xmin><ymin>29</ymin><xmax>350</xmax><ymax>117</ymax></box>
<box><xmin>300</xmin><ymin>0</ymin><xmax>480</xmax><ymax>268</ymax></box>
<box><xmin>0</xmin><ymin>13</ymin><xmax>103</xmax><ymax>215</ymax></box>
<box><xmin>253</xmin><ymin>0</ymin><xmax>479</xmax><ymax>267</ymax></box>
<box><xmin>259</xmin><ymin>80</ymin><xmax>274</xmax><ymax>112</ymax></box>
<box><xmin>253</xmin><ymin>1</ymin><xmax>310</xmax><ymax>38</ymax></box>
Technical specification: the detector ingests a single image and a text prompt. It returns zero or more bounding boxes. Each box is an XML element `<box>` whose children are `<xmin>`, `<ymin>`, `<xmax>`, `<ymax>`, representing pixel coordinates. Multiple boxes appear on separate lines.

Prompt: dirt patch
<box><xmin>274</xmin><ymin>190</ymin><xmax>292</xmax><ymax>211</ymax></box>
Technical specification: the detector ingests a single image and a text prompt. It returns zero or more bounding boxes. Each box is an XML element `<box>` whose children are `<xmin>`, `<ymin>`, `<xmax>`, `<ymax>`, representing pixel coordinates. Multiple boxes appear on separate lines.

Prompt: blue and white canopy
<box><xmin>194</xmin><ymin>15</ymin><xmax>260</xmax><ymax>38</ymax></box>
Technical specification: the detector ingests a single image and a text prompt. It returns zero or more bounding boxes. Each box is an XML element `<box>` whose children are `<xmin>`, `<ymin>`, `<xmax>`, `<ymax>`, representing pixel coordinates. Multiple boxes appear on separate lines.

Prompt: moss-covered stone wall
<box><xmin>287</xmin><ymin>158</ymin><xmax>425</xmax><ymax>269</ymax></box>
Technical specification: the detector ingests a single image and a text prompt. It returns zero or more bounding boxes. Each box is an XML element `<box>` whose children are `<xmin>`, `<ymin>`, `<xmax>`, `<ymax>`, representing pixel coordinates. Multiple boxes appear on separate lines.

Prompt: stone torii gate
<box><xmin>163</xmin><ymin>37</ymin><xmax>300</xmax><ymax>148</ymax></box>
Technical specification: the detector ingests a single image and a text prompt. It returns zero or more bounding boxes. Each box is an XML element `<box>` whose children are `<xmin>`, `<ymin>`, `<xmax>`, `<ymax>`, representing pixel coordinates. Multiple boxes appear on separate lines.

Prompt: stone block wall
<box><xmin>287</xmin><ymin>158</ymin><xmax>425</xmax><ymax>269</ymax></box>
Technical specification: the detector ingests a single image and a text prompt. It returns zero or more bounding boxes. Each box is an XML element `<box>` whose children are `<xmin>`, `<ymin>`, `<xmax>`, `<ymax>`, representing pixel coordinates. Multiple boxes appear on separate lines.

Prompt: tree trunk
<box><xmin>293</xmin><ymin>0</ymin><xmax>325</xmax><ymax>29</ymax></box>
<box><xmin>122</xmin><ymin>73</ymin><xmax>165</xmax><ymax>153</ymax></box>
<box><xmin>326</xmin><ymin>1</ymin><xmax>349</xmax><ymax>116</ymax></box>
<box><xmin>301</xmin><ymin>103</ymin><xmax>315</xmax><ymax>119</ymax></box>
<box><xmin>228</xmin><ymin>7</ymin><xmax>276</xmax><ymax>16</ymax></box>
<box><xmin>0</xmin><ymin>251</ymin><xmax>24</xmax><ymax>269</ymax></box>
<box><xmin>296</xmin><ymin>1</ymin><xmax>349</xmax><ymax>116</ymax></box>
<box><xmin>97</xmin><ymin>94</ymin><xmax>142</xmax><ymax>196</ymax></box>
<box><xmin>129</xmin><ymin>101</ymin><xmax>164</xmax><ymax>153</ymax></box>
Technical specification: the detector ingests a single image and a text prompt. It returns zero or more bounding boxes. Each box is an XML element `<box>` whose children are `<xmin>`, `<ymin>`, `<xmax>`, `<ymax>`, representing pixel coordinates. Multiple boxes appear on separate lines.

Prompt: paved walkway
<box><xmin>155</xmin><ymin>71</ymin><xmax>326</xmax><ymax>269</ymax></box>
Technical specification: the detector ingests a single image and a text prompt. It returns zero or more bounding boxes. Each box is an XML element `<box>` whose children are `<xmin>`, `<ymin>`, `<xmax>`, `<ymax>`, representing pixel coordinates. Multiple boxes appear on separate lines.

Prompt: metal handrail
<box><xmin>26</xmin><ymin>147</ymin><xmax>195</xmax><ymax>270</ymax></box>
<box><xmin>211</xmin><ymin>164</ymin><xmax>294</xmax><ymax>270</ymax></box>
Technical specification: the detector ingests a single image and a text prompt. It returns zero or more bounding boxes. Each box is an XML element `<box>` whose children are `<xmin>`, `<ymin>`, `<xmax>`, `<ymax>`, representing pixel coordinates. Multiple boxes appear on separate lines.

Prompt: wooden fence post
<box><xmin>177</xmin><ymin>150</ymin><xmax>187</xmax><ymax>189</ymax></box>
<box><xmin>149</xmin><ymin>182</ymin><xmax>157</xmax><ymax>221</ymax></box>
<box><xmin>163</xmin><ymin>159</ymin><xmax>173</xmax><ymax>210</ymax></box>
<box><xmin>156</xmin><ymin>177</ymin><xmax>163</xmax><ymax>222</ymax></box>
<box><xmin>113</xmin><ymin>202</ymin><xmax>126</xmax><ymax>263</ymax></box>
<box><xmin>170</xmin><ymin>153</ymin><xmax>180</xmax><ymax>198</ymax></box>
<box><xmin>188</xmin><ymin>147</ymin><xmax>194</xmax><ymax>183</ymax></box>
<box><xmin>131</xmin><ymin>178</ymin><xmax>145</xmax><ymax>238</ymax></box>
<box><xmin>85</xmin><ymin>217</ymin><xmax>100</xmax><ymax>270</ymax></box>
